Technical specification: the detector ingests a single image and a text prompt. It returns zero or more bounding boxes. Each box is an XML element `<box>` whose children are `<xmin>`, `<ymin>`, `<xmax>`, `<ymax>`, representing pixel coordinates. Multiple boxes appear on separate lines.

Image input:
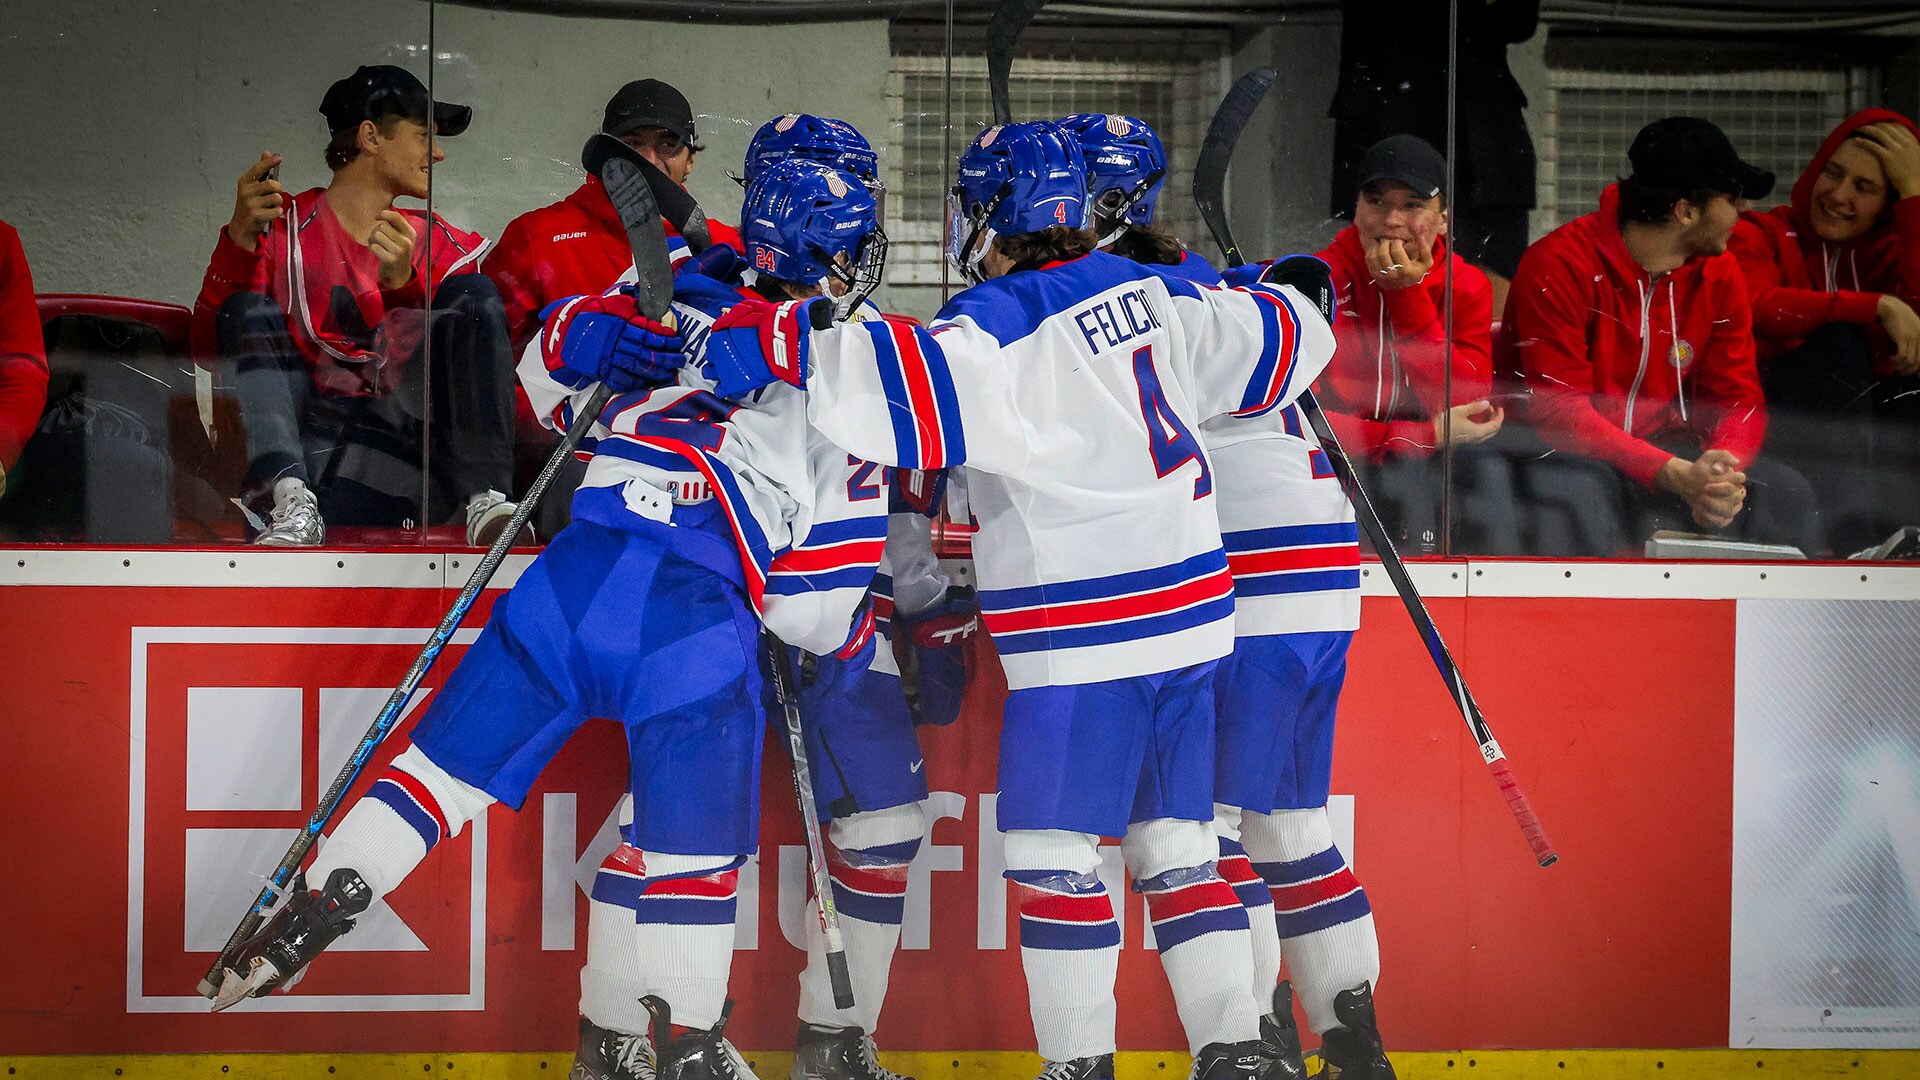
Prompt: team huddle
<box><xmin>206</xmin><ymin>81</ymin><xmax>1397</xmax><ymax>1080</ymax></box>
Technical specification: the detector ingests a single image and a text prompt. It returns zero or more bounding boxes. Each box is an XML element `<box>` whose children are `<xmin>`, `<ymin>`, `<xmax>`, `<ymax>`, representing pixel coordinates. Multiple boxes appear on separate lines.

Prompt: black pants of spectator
<box><xmin>218</xmin><ymin>275</ymin><xmax>515</xmax><ymax>529</ymax></box>
<box><xmin>1348</xmin><ymin>443</ymin><xmax>1524</xmax><ymax>556</ymax></box>
<box><xmin>1505</xmin><ymin>426</ymin><xmax>1820</xmax><ymax>557</ymax></box>
<box><xmin>1760</xmin><ymin>323</ymin><xmax>1883</xmax><ymax>554</ymax></box>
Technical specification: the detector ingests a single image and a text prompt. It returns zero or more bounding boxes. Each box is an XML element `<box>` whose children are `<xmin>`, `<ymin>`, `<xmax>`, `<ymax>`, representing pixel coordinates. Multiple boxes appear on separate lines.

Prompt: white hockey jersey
<box><xmin>1186</xmin><ymin>260</ymin><xmax>1361</xmax><ymax>637</ymax></box>
<box><xmin>520</xmin><ymin>270</ymin><xmax>884</xmax><ymax>657</ymax></box>
<box><xmin>803</xmin><ymin>250</ymin><xmax>1334</xmax><ymax>689</ymax></box>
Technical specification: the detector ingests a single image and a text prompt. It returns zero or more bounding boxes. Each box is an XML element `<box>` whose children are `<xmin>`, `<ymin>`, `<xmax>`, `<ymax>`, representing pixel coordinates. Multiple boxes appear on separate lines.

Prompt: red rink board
<box><xmin>0</xmin><ymin>578</ymin><xmax>1733</xmax><ymax>1054</ymax></box>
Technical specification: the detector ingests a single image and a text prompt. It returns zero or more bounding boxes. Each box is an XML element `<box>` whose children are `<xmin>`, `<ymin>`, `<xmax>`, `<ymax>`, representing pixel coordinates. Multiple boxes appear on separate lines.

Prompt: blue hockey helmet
<box><xmin>946</xmin><ymin>121</ymin><xmax>1088</xmax><ymax>283</ymax></box>
<box><xmin>740</xmin><ymin>113</ymin><xmax>881</xmax><ymax>186</ymax></box>
<box><xmin>1055</xmin><ymin>112</ymin><xmax>1167</xmax><ymax>239</ymax></box>
<box><xmin>741</xmin><ymin>158</ymin><xmax>887</xmax><ymax>316</ymax></box>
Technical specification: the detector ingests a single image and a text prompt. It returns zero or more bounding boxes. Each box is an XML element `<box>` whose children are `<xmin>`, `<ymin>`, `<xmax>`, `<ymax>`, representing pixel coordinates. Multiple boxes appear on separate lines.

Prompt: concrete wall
<box><xmin>0</xmin><ymin>1</ymin><xmax>893</xmax><ymax>306</ymax></box>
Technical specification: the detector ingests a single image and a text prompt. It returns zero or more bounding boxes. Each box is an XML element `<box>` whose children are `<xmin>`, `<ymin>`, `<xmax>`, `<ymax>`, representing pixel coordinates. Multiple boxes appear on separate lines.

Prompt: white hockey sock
<box><xmin>1005</xmin><ymin>829</ymin><xmax>1119</xmax><ymax>1062</ymax></box>
<box><xmin>1126</xmin><ymin>819</ymin><xmax>1260</xmax><ymax>1053</ymax></box>
<box><xmin>799</xmin><ymin>805</ymin><xmax>927</xmax><ymax>1034</ymax></box>
<box><xmin>1242</xmin><ymin>807</ymin><xmax>1379</xmax><ymax>1035</ymax></box>
<box><xmin>1213</xmin><ymin>805</ymin><xmax>1282</xmax><ymax>1019</ymax></box>
<box><xmin>581</xmin><ymin>842</ymin><xmax>648</xmax><ymax>1034</ymax></box>
<box><xmin>632</xmin><ymin>854</ymin><xmax>744</xmax><ymax>1032</ymax></box>
<box><xmin>307</xmin><ymin>744</ymin><xmax>494</xmax><ymax>902</ymax></box>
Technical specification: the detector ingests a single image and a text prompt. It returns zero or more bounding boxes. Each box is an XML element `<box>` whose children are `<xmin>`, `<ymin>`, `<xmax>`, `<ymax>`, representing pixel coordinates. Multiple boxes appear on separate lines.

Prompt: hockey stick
<box><xmin>1191</xmin><ymin>69</ymin><xmax>1557</xmax><ymax>868</ymax></box>
<box><xmin>764</xmin><ymin>632</ymin><xmax>857</xmax><ymax>1009</ymax></box>
<box><xmin>987</xmin><ymin>0</ymin><xmax>1048</xmax><ymax>126</ymax></box>
<box><xmin>200</xmin><ymin>136</ymin><xmax>686</xmax><ymax>1003</ymax></box>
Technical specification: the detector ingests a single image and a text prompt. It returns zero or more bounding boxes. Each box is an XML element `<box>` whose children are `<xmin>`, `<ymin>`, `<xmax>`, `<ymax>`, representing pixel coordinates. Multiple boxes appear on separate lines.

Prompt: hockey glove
<box><xmin>1261</xmin><ymin>254</ymin><xmax>1336</xmax><ymax>324</ymax></box>
<box><xmin>677</xmin><ymin>242</ymin><xmax>746</xmax><ymax>286</ymax></box>
<box><xmin>540</xmin><ymin>286</ymin><xmax>685</xmax><ymax>394</ymax></box>
<box><xmin>890</xmin><ymin>468</ymin><xmax>949</xmax><ymax>519</ymax></box>
<box><xmin>702</xmin><ymin>296</ymin><xmax>832</xmax><ymax>400</ymax></box>
<box><xmin>896</xmin><ymin>585</ymin><xmax>978</xmax><ymax>727</ymax></box>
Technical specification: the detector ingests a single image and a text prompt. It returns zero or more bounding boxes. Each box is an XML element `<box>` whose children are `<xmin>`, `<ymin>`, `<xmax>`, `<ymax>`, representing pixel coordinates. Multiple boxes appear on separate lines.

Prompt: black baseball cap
<box><xmin>602</xmin><ymin>79</ymin><xmax>703</xmax><ymax>150</ymax></box>
<box><xmin>1629</xmin><ymin>117</ymin><xmax>1775</xmax><ymax>200</ymax></box>
<box><xmin>1355</xmin><ymin>134</ymin><xmax>1446</xmax><ymax>200</ymax></box>
<box><xmin>320</xmin><ymin>65</ymin><xmax>472</xmax><ymax>137</ymax></box>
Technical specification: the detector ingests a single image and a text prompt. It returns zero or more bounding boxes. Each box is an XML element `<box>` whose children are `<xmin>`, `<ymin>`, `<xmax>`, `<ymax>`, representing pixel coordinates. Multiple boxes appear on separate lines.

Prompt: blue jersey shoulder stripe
<box><xmin>936</xmin><ymin>251</ymin><xmax>1190</xmax><ymax>347</ymax></box>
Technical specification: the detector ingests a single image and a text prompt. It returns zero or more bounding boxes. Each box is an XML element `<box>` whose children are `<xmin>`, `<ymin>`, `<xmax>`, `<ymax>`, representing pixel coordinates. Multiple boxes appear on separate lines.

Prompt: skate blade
<box><xmin>208</xmin><ymin>959</ymin><xmax>279</xmax><ymax>1012</ymax></box>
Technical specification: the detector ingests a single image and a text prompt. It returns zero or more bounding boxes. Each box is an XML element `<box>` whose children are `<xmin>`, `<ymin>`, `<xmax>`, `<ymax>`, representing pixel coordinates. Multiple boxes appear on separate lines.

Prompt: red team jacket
<box><xmin>1502</xmin><ymin>184</ymin><xmax>1768</xmax><ymax>487</ymax></box>
<box><xmin>190</xmin><ymin>188</ymin><xmax>490</xmax><ymax>397</ymax></box>
<box><xmin>483</xmin><ymin>175</ymin><xmax>744</xmax><ymax>351</ymax></box>
<box><xmin>1730</xmin><ymin>108</ymin><xmax>1920</xmax><ymax>375</ymax></box>
<box><xmin>1313</xmin><ymin>227</ymin><xmax>1494</xmax><ymax>461</ymax></box>
<box><xmin>0</xmin><ymin>220</ymin><xmax>49</xmax><ymax>471</ymax></box>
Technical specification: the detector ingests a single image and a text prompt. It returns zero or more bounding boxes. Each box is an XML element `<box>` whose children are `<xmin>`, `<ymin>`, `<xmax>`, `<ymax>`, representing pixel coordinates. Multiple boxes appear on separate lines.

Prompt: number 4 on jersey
<box><xmin>1130</xmin><ymin>345</ymin><xmax>1211</xmax><ymax>499</ymax></box>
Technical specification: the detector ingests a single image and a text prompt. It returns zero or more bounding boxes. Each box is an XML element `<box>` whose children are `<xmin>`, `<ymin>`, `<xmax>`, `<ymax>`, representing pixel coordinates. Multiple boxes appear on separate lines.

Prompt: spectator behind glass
<box><xmin>0</xmin><ymin>219</ymin><xmax>49</xmax><ymax>501</ymax></box>
<box><xmin>482</xmin><ymin>79</ymin><xmax>743</xmax><ymax>535</ymax></box>
<box><xmin>1312</xmin><ymin>135</ymin><xmax>1514</xmax><ymax>553</ymax></box>
<box><xmin>1330</xmin><ymin>0</ymin><xmax>1540</xmax><ymax>297</ymax></box>
<box><xmin>1730</xmin><ymin>110</ymin><xmax>1920</xmax><ymax>554</ymax></box>
<box><xmin>1503</xmin><ymin>117</ymin><xmax>1820</xmax><ymax>556</ymax></box>
<box><xmin>191</xmin><ymin>64</ymin><xmax>516</xmax><ymax>547</ymax></box>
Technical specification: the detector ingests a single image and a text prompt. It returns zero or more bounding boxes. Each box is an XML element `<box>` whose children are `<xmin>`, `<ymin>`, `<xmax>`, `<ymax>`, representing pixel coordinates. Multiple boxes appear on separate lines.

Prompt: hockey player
<box><xmin>693</xmin><ymin>120</ymin><xmax>1336</xmax><ymax>1080</ymax></box>
<box><xmin>210</xmin><ymin>161</ymin><xmax>896</xmax><ymax>1080</ymax></box>
<box><xmin>579</xmin><ymin>152</ymin><xmax>974</xmax><ymax>1080</ymax></box>
<box><xmin>1060</xmin><ymin>110</ymin><xmax>1391</xmax><ymax>1078</ymax></box>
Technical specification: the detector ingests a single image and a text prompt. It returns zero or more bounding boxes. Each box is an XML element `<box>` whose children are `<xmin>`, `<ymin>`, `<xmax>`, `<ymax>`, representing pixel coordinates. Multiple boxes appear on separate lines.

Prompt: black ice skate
<box><xmin>1034</xmin><ymin>1055</ymin><xmax>1114</xmax><ymax>1080</ymax></box>
<box><xmin>1313</xmin><ymin>982</ymin><xmax>1396</xmax><ymax>1080</ymax></box>
<box><xmin>1261</xmin><ymin>981</ymin><xmax>1309</xmax><ymax>1080</ymax></box>
<box><xmin>1189</xmin><ymin>1039</ymin><xmax>1268</xmax><ymax>1080</ymax></box>
<box><xmin>571</xmin><ymin>1015</ymin><xmax>657</xmax><ymax>1080</ymax></box>
<box><xmin>644</xmin><ymin>995</ymin><xmax>759</xmax><ymax>1080</ymax></box>
<box><xmin>209</xmin><ymin>868</ymin><xmax>370</xmax><ymax>1011</ymax></box>
<box><xmin>791</xmin><ymin>1024</ymin><xmax>915</xmax><ymax>1080</ymax></box>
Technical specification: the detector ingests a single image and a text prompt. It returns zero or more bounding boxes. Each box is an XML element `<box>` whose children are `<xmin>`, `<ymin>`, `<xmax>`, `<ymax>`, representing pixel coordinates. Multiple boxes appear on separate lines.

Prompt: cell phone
<box><xmin>261</xmin><ymin>164</ymin><xmax>280</xmax><ymax>236</ymax></box>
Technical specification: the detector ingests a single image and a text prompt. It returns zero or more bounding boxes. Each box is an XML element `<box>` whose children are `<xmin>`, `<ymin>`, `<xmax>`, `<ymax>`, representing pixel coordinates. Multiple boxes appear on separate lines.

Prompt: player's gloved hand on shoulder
<box><xmin>701</xmin><ymin>295</ymin><xmax>832</xmax><ymax>399</ymax></box>
<box><xmin>1260</xmin><ymin>254</ymin><xmax>1336</xmax><ymax>322</ymax></box>
<box><xmin>1220</xmin><ymin>260</ymin><xmax>1271</xmax><ymax>288</ymax></box>
<box><xmin>540</xmin><ymin>286</ymin><xmax>684</xmax><ymax>394</ymax></box>
<box><xmin>677</xmin><ymin>242</ymin><xmax>746</xmax><ymax>285</ymax></box>
<box><xmin>896</xmin><ymin>584</ymin><xmax>979</xmax><ymax>727</ymax></box>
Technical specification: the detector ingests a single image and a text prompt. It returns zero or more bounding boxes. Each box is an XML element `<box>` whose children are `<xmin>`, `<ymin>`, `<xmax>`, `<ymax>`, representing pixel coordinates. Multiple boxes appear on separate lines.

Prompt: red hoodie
<box><xmin>1313</xmin><ymin>225</ymin><xmax>1494</xmax><ymax>460</ymax></box>
<box><xmin>1502</xmin><ymin>184</ymin><xmax>1767</xmax><ymax>487</ymax></box>
<box><xmin>1730</xmin><ymin>108</ymin><xmax>1920</xmax><ymax>372</ymax></box>
<box><xmin>483</xmin><ymin>175</ymin><xmax>744</xmax><ymax>353</ymax></box>
<box><xmin>190</xmin><ymin>189</ymin><xmax>490</xmax><ymax>397</ymax></box>
<box><xmin>0</xmin><ymin>220</ymin><xmax>49</xmax><ymax>471</ymax></box>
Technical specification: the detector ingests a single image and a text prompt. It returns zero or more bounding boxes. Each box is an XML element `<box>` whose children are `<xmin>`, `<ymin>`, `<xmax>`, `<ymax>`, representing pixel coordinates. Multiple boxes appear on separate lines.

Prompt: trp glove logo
<box><xmin>127</xmin><ymin>626</ymin><xmax>486</xmax><ymax>1013</ymax></box>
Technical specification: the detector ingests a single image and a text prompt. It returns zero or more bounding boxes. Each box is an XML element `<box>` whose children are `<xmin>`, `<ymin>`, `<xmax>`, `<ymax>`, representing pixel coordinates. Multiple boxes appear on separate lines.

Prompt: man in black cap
<box><xmin>1501</xmin><ymin>116</ymin><xmax>1822</xmax><ymax>555</ymax></box>
<box><xmin>193</xmin><ymin>64</ymin><xmax>518</xmax><ymax>547</ymax></box>
<box><xmin>483</xmin><ymin>78</ymin><xmax>744</xmax><ymax>537</ymax></box>
<box><xmin>1300</xmin><ymin>133</ymin><xmax>1517</xmax><ymax>552</ymax></box>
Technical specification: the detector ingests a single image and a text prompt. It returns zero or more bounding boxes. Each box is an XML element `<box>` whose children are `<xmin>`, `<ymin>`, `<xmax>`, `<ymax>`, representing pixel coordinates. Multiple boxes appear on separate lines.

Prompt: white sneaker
<box><xmin>466</xmin><ymin>489</ymin><xmax>524</xmax><ymax>548</ymax></box>
<box><xmin>255</xmin><ymin>484</ymin><xmax>324</xmax><ymax>546</ymax></box>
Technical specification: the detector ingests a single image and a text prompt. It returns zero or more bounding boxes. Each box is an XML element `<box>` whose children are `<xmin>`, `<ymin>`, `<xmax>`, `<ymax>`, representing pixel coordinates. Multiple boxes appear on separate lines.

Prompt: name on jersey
<box><xmin>1072</xmin><ymin>288</ymin><xmax>1163</xmax><ymax>355</ymax></box>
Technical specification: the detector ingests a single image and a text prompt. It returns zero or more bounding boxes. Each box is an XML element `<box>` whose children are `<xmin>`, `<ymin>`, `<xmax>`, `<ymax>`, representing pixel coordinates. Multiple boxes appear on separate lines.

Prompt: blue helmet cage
<box><xmin>946</xmin><ymin>120</ymin><xmax>1089</xmax><ymax>284</ymax></box>
<box><xmin>1056</xmin><ymin>112</ymin><xmax>1167</xmax><ymax>245</ymax></box>
<box><xmin>741</xmin><ymin>158</ymin><xmax>887</xmax><ymax>319</ymax></box>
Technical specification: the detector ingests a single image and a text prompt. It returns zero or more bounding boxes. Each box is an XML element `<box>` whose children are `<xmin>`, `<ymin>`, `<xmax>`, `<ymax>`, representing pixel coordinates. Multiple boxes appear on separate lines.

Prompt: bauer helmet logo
<box><xmin>776</xmin><ymin>114</ymin><xmax>799</xmax><ymax>132</ymax></box>
<box><xmin>1105</xmin><ymin>115</ymin><xmax>1132</xmax><ymax>136</ymax></box>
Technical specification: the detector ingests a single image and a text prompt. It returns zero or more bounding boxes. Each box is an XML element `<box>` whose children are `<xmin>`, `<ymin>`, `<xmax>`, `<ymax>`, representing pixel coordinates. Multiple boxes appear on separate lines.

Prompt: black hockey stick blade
<box><xmin>585</xmin><ymin>134</ymin><xmax>678</xmax><ymax>320</ymax></box>
<box><xmin>987</xmin><ymin>0</ymin><xmax>1048</xmax><ymax>126</ymax></box>
<box><xmin>1192</xmin><ymin>66</ymin><xmax>1277</xmax><ymax>270</ymax></box>
<box><xmin>584</xmin><ymin>132</ymin><xmax>713</xmax><ymax>259</ymax></box>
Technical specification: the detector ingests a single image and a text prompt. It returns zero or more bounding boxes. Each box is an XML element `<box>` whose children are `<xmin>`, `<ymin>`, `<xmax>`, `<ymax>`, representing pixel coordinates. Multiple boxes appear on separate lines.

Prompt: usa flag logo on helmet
<box><xmin>981</xmin><ymin>126</ymin><xmax>1002</xmax><ymax>147</ymax></box>
<box><xmin>775</xmin><ymin>114</ymin><xmax>799</xmax><ymax>132</ymax></box>
<box><xmin>826</xmin><ymin>172</ymin><xmax>849</xmax><ymax>197</ymax></box>
<box><xmin>1104</xmin><ymin>115</ymin><xmax>1132</xmax><ymax>136</ymax></box>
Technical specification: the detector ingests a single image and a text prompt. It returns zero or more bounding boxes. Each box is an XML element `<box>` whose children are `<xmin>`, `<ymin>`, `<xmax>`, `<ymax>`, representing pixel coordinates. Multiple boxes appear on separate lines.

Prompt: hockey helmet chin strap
<box><xmin>1092</xmin><ymin>167</ymin><xmax>1165</xmax><ymax>248</ymax></box>
<box><xmin>949</xmin><ymin>182</ymin><xmax>1011</xmax><ymax>286</ymax></box>
<box><xmin>813</xmin><ymin>226</ymin><xmax>889</xmax><ymax>322</ymax></box>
